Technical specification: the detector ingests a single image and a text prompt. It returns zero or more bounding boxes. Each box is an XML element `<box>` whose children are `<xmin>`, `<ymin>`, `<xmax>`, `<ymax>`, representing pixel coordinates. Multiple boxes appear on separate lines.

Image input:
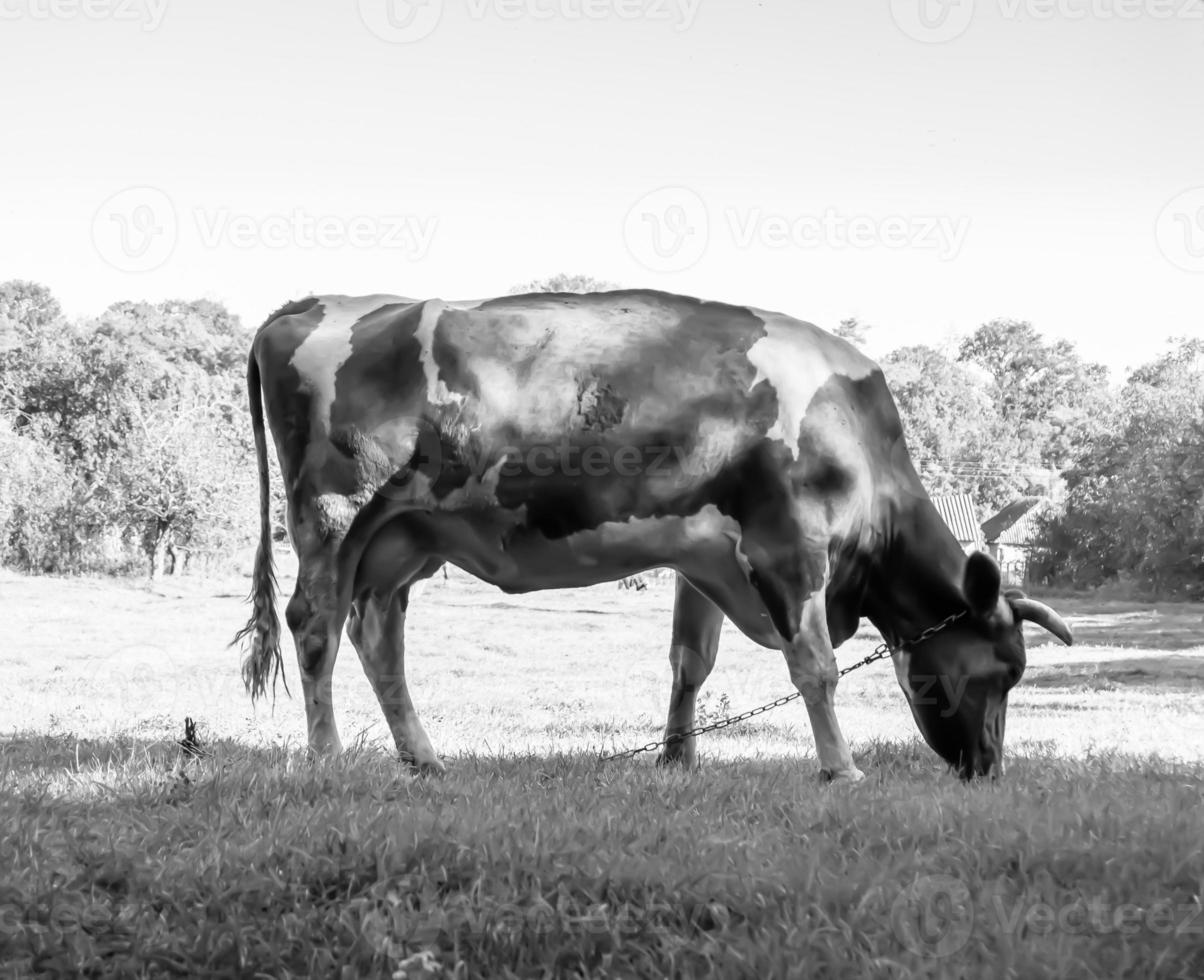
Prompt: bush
<box><xmin>0</xmin><ymin>417</ymin><xmax>73</xmax><ymax>571</ymax></box>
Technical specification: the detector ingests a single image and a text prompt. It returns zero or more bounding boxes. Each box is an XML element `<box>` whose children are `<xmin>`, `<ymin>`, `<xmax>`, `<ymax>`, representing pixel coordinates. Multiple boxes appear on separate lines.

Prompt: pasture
<box><xmin>2</xmin><ymin>560</ymin><xmax>1203</xmax><ymax>978</ymax></box>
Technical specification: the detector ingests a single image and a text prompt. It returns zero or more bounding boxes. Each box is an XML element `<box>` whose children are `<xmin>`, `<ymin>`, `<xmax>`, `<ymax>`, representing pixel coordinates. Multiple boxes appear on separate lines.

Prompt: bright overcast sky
<box><xmin>1</xmin><ymin>0</ymin><xmax>1202</xmax><ymax>375</ymax></box>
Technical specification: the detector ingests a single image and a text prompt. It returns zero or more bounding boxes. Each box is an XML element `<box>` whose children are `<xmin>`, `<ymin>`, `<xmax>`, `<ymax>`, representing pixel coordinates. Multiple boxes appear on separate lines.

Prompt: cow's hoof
<box><xmin>819</xmin><ymin>767</ymin><xmax>865</xmax><ymax>786</ymax></box>
<box><xmin>403</xmin><ymin>756</ymin><xmax>446</xmax><ymax>776</ymax></box>
<box><xmin>305</xmin><ymin>744</ymin><xmax>343</xmax><ymax>763</ymax></box>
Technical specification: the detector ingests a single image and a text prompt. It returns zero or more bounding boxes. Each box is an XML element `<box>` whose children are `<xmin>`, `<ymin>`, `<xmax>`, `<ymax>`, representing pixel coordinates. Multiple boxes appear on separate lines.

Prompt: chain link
<box><xmin>599</xmin><ymin>611</ymin><xmax>966</xmax><ymax>762</ymax></box>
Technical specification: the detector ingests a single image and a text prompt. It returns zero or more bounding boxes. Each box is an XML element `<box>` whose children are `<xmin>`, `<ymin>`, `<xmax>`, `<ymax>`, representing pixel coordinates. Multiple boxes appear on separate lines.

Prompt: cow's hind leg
<box><xmin>285</xmin><ymin>580</ymin><xmax>344</xmax><ymax>757</ymax></box>
<box><xmin>348</xmin><ymin>580</ymin><xmax>444</xmax><ymax>774</ymax></box>
<box><xmin>657</xmin><ymin>574</ymin><xmax>725</xmax><ymax>768</ymax></box>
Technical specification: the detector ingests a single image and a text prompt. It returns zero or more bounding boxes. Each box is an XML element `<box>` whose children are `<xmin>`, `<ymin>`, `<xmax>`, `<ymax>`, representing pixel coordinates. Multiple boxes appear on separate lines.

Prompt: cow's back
<box><xmin>254</xmin><ymin>289</ymin><xmax>891</xmax><ymax>529</ymax></box>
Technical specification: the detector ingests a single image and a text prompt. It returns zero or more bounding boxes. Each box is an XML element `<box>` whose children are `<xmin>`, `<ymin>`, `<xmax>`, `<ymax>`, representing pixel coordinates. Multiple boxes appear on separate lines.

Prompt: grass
<box><xmin>1</xmin><ymin>561</ymin><xmax>1203</xmax><ymax>978</ymax></box>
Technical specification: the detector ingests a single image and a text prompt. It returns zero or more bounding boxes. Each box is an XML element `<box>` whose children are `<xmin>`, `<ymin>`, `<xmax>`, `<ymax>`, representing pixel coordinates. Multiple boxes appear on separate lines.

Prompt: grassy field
<box><xmin>2</xmin><ymin>559</ymin><xmax>1203</xmax><ymax>978</ymax></box>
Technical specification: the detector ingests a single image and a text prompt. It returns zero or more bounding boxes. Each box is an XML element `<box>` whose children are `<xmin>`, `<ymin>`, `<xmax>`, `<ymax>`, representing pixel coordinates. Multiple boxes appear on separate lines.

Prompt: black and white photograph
<box><xmin>1</xmin><ymin>2</ymin><xmax>1202</xmax><ymax>977</ymax></box>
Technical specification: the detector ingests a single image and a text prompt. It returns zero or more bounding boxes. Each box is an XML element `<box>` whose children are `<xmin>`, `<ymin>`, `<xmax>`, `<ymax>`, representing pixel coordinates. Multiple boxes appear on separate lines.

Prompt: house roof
<box><xmin>931</xmin><ymin>493</ymin><xmax>983</xmax><ymax>545</ymax></box>
<box><xmin>981</xmin><ymin>497</ymin><xmax>1050</xmax><ymax>546</ymax></box>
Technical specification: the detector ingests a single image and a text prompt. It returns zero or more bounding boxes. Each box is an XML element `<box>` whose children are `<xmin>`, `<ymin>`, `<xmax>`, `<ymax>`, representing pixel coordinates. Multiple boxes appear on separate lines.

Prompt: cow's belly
<box><xmin>355</xmin><ymin>503</ymin><xmax>781</xmax><ymax>646</ymax></box>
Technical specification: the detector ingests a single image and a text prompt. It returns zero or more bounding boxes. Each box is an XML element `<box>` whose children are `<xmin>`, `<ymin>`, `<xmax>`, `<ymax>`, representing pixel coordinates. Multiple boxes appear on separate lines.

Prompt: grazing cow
<box><xmin>235</xmin><ymin>290</ymin><xmax>1072</xmax><ymax>782</ymax></box>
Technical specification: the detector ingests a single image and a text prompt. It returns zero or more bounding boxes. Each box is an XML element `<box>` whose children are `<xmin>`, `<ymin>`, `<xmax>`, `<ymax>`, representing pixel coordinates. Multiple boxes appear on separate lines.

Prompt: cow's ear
<box><xmin>962</xmin><ymin>551</ymin><xmax>1001</xmax><ymax>618</ymax></box>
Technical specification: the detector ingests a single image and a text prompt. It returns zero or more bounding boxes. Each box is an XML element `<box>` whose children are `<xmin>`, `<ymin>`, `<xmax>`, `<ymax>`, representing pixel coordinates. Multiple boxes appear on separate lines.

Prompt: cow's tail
<box><xmin>232</xmin><ymin>350</ymin><xmax>288</xmax><ymax>702</ymax></box>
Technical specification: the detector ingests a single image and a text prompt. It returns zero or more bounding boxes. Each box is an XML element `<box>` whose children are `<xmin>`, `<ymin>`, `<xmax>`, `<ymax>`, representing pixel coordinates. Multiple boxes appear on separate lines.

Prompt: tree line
<box><xmin>1</xmin><ymin>277</ymin><xmax>1199</xmax><ymax>596</ymax></box>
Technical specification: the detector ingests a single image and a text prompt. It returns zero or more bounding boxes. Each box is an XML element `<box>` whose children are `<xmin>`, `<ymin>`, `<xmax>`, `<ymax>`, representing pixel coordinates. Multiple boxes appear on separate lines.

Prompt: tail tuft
<box><xmin>233</xmin><ymin>535</ymin><xmax>286</xmax><ymax>701</ymax></box>
<box><xmin>231</xmin><ymin>351</ymin><xmax>289</xmax><ymax>702</ymax></box>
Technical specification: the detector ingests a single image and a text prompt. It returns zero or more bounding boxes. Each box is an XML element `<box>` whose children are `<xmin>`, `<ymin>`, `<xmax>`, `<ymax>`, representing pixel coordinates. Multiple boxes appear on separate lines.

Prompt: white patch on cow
<box><xmin>723</xmin><ymin>525</ymin><xmax>755</xmax><ymax>582</ymax></box>
<box><xmin>745</xmin><ymin>309</ymin><xmax>875</xmax><ymax>459</ymax></box>
<box><xmin>437</xmin><ymin>457</ymin><xmax>510</xmax><ymax>510</ymax></box>
<box><xmin>290</xmin><ymin>294</ymin><xmax>403</xmax><ymax>434</ymax></box>
<box><xmin>412</xmin><ymin>299</ymin><xmax>465</xmax><ymax>407</ymax></box>
<box><xmin>680</xmin><ymin>415</ymin><xmax>745</xmax><ymax>476</ymax></box>
<box><xmin>891</xmin><ymin>649</ymin><xmax>913</xmax><ymax>704</ymax></box>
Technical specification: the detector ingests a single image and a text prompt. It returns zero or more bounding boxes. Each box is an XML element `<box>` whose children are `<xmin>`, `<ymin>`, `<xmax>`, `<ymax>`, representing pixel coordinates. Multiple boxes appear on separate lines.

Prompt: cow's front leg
<box><xmin>348</xmin><ymin>586</ymin><xmax>444</xmax><ymax>774</ymax></box>
<box><xmin>782</xmin><ymin>588</ymin><xmax>864</xmax><ymax>785</ymax></box>
<box><xmin>657</xmin><ymin>574</ymin><xmax>725</xmax><ymax>767</ymax></box>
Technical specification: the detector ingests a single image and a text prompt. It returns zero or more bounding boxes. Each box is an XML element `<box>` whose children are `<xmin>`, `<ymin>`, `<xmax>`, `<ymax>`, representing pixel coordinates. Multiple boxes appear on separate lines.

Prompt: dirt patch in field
<box><xmin>1026</xmin><ymin>654</ymin><xmax>1204</xmax><ymax>692</ymax></box>
<box><xmin>1026</xmin><ymin>599</ymin><xmax>1204</xmax><ymax>651</ymax></box>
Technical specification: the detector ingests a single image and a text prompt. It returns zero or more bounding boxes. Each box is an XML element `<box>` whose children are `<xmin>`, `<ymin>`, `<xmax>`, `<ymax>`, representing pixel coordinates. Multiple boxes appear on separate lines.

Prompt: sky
<box><xmin>1</xmin><ymin>0</ymin><xmax>1202</xmax><ymax>376</ymax></box>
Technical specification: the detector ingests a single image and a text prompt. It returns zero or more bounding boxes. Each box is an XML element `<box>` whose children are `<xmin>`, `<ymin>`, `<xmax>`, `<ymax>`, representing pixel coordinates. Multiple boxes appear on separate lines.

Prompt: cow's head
<box><xmin>897</xmin><ymin>552</ymin><xmax>1073</xmax><ymax>780</ymax></box>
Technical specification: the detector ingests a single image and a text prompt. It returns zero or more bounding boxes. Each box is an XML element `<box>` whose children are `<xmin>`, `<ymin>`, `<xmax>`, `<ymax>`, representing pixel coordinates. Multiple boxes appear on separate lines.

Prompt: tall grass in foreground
<box><xmin>2</xmin><ymin>737</ymin><xmax>1202</xmax><ymax>979</ymax></box>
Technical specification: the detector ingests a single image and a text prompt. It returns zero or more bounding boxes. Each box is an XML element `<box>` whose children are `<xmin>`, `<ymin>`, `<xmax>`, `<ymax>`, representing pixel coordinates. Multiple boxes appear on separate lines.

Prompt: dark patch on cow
<box><xmin>428</xmin><ymin>314</ymin><xmax>476</xmax><ymax>398</ymax></box>
<box><xmin>260</xmin><ymin>296</ymin><xmax>321</xmax><ymax>326</ymax></box>
<box><xmin>329</xmin><ymin>427</ymin><xmax>394</xmax><ymax>489</ymax></box>
<box><xmin>575</xmin><ymin>375</ymin><xmax>625</xmax><ymax>431</ymax></box>
<box><xmin>333</xmin><ymin>300</ymin><xmax>426</xmax><ymax>413</ymax></box>
<box><xmin>265</xmin><ymin>383</ymin><xmax>312</xmax><ymax>489</ymax></box>
<box><xmin>329</xmin><ymin>301</ymin><xmax>440</xmax><ymax>482</ymax></box>
<box><xmin>687</xmin><ymin>439</ymin><xmax>823</xmax><ymax>639</ymax></box>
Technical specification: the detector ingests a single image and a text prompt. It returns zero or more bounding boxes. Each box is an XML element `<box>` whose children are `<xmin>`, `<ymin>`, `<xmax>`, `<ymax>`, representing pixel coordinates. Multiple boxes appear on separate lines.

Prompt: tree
<box><xmin>0</xmin><ymin>413</ymin><xmax>72</xmax><ymax>572</ymax></box>
<box><xmin>0</xmin><ymin>280</ymin><xmax>67</xmax><ymax>415</ymax></box>
<box><xmin>508</xmin><ymin>273</ymin><xmax>620</xmax><ymax>295</ymax></box>
<box><xmin>880</xmin><ymin>345</ymin><xmax>1029</xmax><ymax>510</ymax></box>
<box><xmin>833</xmin><ymin>317</ymin><xmax>871</xmax><ymax>347</ymax></box>
<box><xmin>0</xmin><ymin>280</ymin><xmax>62</xmax><ymax>339</ymax></box>
<box><xmin>95</xmin><ymin>299</ymin><xmax>247</xmax><ymax>377</ymax></box>
<box><xmin>1034</xmin><ymin>338</ymin><xmax>1204</xmax><ymax>596</ymax></box>
<box><xmin>0</xmin><ymin>292</ymin><xmax>257</xmax><ymax>575</ymax></box>
<box><xmin>957</xmin><ymin>319</ymin><xmax>1110</xmax><ymax>469</ymax></box>
<box><xmin>116</xmin><ymin>383</ymin><xmax>256</xmax><ymax>577</ymax></box>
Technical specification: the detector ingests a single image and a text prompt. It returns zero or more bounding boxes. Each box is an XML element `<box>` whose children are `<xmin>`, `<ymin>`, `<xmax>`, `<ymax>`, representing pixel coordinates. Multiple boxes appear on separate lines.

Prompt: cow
<box><xmin>235</xmin><ymin>289</ymin><xmax>1073</xmax><ymax>783</ymax></box>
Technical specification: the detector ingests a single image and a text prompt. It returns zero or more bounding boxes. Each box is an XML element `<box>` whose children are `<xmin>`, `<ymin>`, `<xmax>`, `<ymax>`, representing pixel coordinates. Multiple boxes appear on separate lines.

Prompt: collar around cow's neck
<box><xmin>895</xmin><ymin>610</ymin><xmax>967</xmax><ymax>652</ymax></box>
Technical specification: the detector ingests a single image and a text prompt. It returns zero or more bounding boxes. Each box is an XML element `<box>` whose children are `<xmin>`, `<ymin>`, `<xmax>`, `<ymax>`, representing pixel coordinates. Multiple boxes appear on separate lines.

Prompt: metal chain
<box><xmin>599</xmin><ymin>611</ymin><xmax>966</xmax><ymax>762</ymax></box>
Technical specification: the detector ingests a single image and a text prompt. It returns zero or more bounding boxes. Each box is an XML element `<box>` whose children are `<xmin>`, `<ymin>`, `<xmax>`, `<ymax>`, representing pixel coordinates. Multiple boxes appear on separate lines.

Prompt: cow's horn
<box><xmin>1012</xmin><ymin>598</ymin><xmax>1073</xmax><ymax>646</ymax></box>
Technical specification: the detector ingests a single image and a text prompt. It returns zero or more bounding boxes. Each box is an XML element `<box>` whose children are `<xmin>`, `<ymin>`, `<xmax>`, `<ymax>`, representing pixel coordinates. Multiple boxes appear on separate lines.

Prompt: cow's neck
<box><xmin>862</xmin><ymin>494</ymin><xmax>969</xmax><ymax>648</ymax></box>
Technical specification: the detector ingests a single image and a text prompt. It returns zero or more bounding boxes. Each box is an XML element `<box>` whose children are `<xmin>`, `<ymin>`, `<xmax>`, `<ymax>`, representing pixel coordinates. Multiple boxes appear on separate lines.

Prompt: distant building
<box><xmin>930</xmin><ymin>493</ymin><xmax>984</xmax><ymax>555</ymax></box>
<box><xmin>981</xmin><ymin>497</ymin><xmax>1051</xmax><ymax>585</ymax></box>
